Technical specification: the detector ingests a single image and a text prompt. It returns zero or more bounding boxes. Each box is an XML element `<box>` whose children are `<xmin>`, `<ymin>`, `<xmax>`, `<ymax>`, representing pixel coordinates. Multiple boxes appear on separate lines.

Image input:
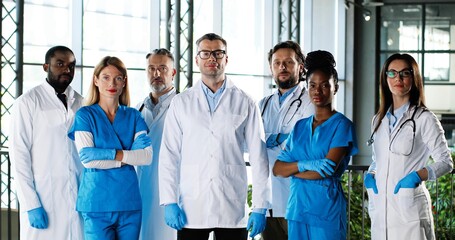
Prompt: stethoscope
<box><xmin>261</xmin><ymin>86</ymin><xmax>306</xmax><ymax>126</ymax></box>
<box><xmin>366</xmin><ymin>106</ymin><xmax>422</xmax><ymax>155</ymax></box>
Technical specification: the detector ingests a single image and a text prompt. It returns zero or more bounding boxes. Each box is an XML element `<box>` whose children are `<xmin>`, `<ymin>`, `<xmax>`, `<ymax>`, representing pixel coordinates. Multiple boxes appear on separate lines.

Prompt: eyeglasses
<box><xmin>197</xmin><ymin>50</ymin><xmax>226</xmax><ymax>59</ymax></box>
<box><xmin>148</xmin><ymin>66</ymin><xmax>169</xmax><ymax>73</ymax></box>
<box><xmin>385</xmin><ymin>69</ymin><xmax>413</xmax><ymax>79</ymax></box>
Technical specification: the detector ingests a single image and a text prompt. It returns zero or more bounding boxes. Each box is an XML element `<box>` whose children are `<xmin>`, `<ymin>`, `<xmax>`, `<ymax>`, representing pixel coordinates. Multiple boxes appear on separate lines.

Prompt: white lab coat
<box><xmin>9</xmin><ymin>82</ymin><xmax>84</xmax><ymax>240</ymax></box>
<box><xmin>258</xmin><ymin>84</ymin><xmax>313</xmax><ymax>217</ymax></box>
<box><xmin>136</xmin><ymin>89</ymin><xmax>177</xmax><ymax>240</ymax></box>
<box><xmin>368</xmin><ymin>106</ymin><xmax>453</xmax><ymax>240</ymax></box>
<box><xmin>159</xmin><ymin>79</ymin><xmax>271</xmax><ymax>228</ymax></box>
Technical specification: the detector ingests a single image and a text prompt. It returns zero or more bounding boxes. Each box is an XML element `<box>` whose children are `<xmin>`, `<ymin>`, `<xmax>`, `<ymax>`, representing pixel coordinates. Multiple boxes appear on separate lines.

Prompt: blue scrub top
<box><xmin>69</xmin><ymin>104</ymin><xmax>149</xmax><ymax>212</ymax></box>
<box><xmin>277</xmin><ymin>112</ymin><xmax>358</xmax><ymax>230</ymax></box>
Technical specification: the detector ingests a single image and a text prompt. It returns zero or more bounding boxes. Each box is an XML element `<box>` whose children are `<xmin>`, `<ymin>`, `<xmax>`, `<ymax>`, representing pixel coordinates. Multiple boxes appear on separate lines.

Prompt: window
<box><xmin>380</xmin><ymin>3</ymin><xmax>455</xmax><ymax>146</ymax></box>
<box><xmin>380</xmin><ymin>4</ymin><xmax>455</xmax><ymax>112</ymax></box>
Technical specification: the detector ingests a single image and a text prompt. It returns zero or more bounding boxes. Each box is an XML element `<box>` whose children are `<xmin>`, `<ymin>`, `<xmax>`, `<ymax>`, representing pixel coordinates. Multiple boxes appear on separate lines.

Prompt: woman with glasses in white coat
<box><xmin>364</xmin><ymin>53</ymin><xmax>453</xmax><ymax>239</ymax></box>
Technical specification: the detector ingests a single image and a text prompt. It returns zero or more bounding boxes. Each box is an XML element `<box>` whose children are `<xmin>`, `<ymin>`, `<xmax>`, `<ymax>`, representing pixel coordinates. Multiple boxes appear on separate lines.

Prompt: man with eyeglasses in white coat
<box><xmin>159</xmin><ymin>33</ymin><xmax>271</xmax><ymax>240</ymax></box>
<box><xmin>136</xmin><ymin>48</ymin><xmax>177</xmax><ymax>240</ymax></box>
<box><xmin>258</xmin><ymin>41</ymin><xmax>314</xmax><ymax>240</ymax></box>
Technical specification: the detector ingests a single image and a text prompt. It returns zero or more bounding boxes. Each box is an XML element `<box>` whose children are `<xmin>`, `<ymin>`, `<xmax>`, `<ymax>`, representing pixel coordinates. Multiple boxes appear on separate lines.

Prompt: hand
<box><xmin>27</xmin><ymin>207</ymin><xmax>48</xmax><ymax>229</ymax></box>
<box><xmin>276</xmin><ymin>133</ymin><xmax>289</xmax><ymax>145</ymax></box>
<box><xmin>79</xmin><ymin>147</ymin><xmax>116</xmax><ymax>164</ymax></box>
<box><xmin>297</xmin><ymin>158</ymin><xmax>336</xmax><ymax>177</ymax></box>
<box><xmin>164</xmin><ymin>203</ymin><xmax>187</xmax><ymax>230</ymax></box>
<box><xmin>131</xmin><ymin>133</ymin><xmax>151</xmax><ymax>150</ymax></box>
<box><xmin>266</xmin><ymin>133</ymin><xmax>289</xmax><ymax>148</ymax></box>
<box><xmin>394</xmin><ymin>171</ymin><xmax>421</xmax><ymax>194</ymax></box>
<box><xmin>265</xmin><ymin>134</ymin><xmax>279</xmax><ymax>148</ymax></box>
<box><xmin>364</xmin><ymin>173</ymin><xmax>378</xmax><ymax>194</ymax></box>
<box><xmin>247</xmin><ymin>212</ymin><xmax>266</xmax><ymax>238</ymax></box>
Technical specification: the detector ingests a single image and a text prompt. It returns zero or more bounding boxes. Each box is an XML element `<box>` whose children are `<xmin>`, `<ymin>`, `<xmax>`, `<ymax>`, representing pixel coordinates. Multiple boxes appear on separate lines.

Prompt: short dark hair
<box><xmin>268</xmin><ymin>41</ymin><xmax>305</xmax><ymax>65</ymax></box>
<box><xmin>146</xmin><ymin>48</ymin><xmax>175</xmax><ymax>62</ymax></box>
<box><xmin>45</xmin><ymin>46</ymin><xmax>74</xmax><ymax>64</ymax></box>
<box><xmin>195</xmin><ymin>33</ymin><xmax>227</xmax><ymax>51</ymax></box>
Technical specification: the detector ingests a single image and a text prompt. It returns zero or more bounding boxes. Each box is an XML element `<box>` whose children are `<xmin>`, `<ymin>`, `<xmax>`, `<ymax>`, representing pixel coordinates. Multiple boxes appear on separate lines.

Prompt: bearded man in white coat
<box><xmin>136</xmin><ymin>48</ymin><xmax>177</xmax><ymax>240</ymax></box>
<box><xmin>10</xmin><ymin>46</ymin><xmax>84</xmax><ymax>239</ymax></box>
<box><xmin>159</xmin><ymin>33</ymin><xmax>271</xmax><ymax>240</ymax></box>
<box><xmin>259</xmin><ymin>41</ymin><xmax>314</xmax><ymax>240</ymax></box>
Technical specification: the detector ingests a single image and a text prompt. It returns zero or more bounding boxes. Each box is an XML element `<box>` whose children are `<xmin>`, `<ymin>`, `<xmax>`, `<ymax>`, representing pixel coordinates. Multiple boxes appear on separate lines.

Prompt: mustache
<box><xmin>59</xmin><ymin>74</ymin><xmax>73</xmax><ymax>79</ymax></box>
<box><xmin>152</xmin><ymin>77</ymin><xmax>163</xmax><ymax>82</ymax></box>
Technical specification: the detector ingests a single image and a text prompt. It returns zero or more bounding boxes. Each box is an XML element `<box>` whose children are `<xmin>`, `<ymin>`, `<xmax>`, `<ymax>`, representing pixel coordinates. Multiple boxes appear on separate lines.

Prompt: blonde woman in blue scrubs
<box><xmin>68</xmin><ymin>56</ymin><xmax>152</xmax><ymax>239</ymax></box>
<box><xmin>273</xmin><ymin>50</ymin><xmax>358</xmax><ymax>240</ymax></box>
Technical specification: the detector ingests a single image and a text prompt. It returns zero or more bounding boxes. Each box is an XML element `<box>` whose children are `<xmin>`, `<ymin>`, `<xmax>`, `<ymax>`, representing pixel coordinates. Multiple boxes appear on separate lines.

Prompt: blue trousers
<box><xmin>81</xmin><ymin>210</ymin><xmax>141</xmax><ymax>240</ymax></box>
<box><xmin>288</xmin><ymin>220</ymin><xmax>346</xmax><ymax>240</ymax></box>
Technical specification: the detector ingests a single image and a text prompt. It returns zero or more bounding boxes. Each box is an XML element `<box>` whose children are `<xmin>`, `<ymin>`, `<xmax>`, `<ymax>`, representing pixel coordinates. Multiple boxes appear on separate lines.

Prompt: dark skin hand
<box><xmin>273</xmin><ymin>147</ymin><xmax>348</xmax><ymax>179</ymax></box>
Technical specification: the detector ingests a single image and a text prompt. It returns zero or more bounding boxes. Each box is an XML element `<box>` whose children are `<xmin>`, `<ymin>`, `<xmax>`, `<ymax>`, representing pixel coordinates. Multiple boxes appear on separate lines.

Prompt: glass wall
<box><xmin>380</xmin><ymin>3</ymin><xmax>455</xmax><ymax>146</ymax></box>
<box><xmin>22</xmin><ymin>0</ymin><xmax>272</xmax><ymax>104</ymax></box>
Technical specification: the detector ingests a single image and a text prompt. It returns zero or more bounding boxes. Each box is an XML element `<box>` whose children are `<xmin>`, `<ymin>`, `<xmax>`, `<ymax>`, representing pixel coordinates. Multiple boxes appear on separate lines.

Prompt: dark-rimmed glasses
<box><xmin>197</xmin><ymin>50</ymin><xmax>226</xmax><ymax>59</ymax></box>
<box><xmin>385</xmin><ymin>69</ymin><xmax>413</xmax><ymax>79</ymax></box>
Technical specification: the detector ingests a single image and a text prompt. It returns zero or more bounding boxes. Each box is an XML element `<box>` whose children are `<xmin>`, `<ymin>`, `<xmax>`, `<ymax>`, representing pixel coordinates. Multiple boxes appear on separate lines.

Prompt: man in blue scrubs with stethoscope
<box><xmin>258</xmin><ymin>41</ymin><xmax>314</xmax><ymax>240</ymax></box>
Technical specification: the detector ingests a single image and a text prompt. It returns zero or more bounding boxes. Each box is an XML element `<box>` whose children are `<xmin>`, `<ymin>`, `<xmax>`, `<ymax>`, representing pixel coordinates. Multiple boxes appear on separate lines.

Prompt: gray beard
<box><xmin>151</xmin><ymin>83</ymin><xmax>167</xmax><ymax>93</ymax></box>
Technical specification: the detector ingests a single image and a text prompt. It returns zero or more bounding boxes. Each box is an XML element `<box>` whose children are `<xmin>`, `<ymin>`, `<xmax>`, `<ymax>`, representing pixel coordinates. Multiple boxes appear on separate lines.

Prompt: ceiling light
<box><xmin>345</xmin><ymin>0</ymin><xmax>373</xmax><ymax>22</ymax></box>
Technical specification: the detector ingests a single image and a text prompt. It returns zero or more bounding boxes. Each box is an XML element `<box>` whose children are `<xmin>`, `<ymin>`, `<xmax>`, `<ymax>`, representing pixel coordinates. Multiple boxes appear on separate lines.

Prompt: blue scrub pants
<box><xmin>81</xmin><ymin>210</ymin><xmax>141</xmax><ymax>240</ymax></box>
<box><xmin>288</xmin><ymin>220</ymin><xmax>346</xmax><ymax>240</ymax></box>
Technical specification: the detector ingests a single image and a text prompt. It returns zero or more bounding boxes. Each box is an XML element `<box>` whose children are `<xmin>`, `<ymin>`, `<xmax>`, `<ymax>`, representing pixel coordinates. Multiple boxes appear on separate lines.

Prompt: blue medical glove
<box><xmin>247</xmin><ymin>212</ymin><xmax>266</xmax><ymax>238</ymax></box>
<box><xmin>27</xmin><ymin>207</ymin><xmax>48</xmax><ymax>229</ymax></box>
<box><xmin>297</xmin><ymin>158</ymin><xmax>336</xmax><ymax>177</ymax></box>
<box><xmin>276</xmin><ymin>133</ymin><xmax>289</xmax><ymax>145</ymax></box>
<box><xmin>394</xmin><ymin>171</ymin><xmax>421</xmax><ymax>194</ymax></box>
<box><xmin>266</xmin><ymin>134</ymin><xmax>279</xmax><ymax>148</ymax></box>
<box><xmin>266</xmin><ymin>133</ymin><xmax>289</xmax><ymax>148</ymax></box>
<box><xmin>164</xmin><ymin>203</ymin><xmax>187</xmax><ymax>230</ymax></box>
<box><xmin>131</xmin><ymin>133</ymin><xmax>151</xmax><ymax>150</ymax></box>
<box><xmin>364</xmin><ymin>173</ymin><xmax>378</xmax><ymax>194</ymax></box>
<box><xmin>79</xmin><ymin>147</ymin><xmax>116</xmax><ymax>164</ymax></box>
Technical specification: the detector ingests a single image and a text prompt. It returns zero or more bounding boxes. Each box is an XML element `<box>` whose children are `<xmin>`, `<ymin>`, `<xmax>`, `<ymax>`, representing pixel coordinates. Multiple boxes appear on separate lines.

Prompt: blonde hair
<box><xmin>85</xmin><ymin>56</ymin><xmax>130</xmax><ymax>106</ymax></box>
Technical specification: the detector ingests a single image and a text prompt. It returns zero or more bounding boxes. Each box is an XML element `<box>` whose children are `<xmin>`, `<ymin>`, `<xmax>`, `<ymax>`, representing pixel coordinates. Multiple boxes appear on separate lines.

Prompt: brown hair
<box><xmin>373</xmin><ymin>53</ymin><xmax>425</xmax><ymax>133</ymax></box>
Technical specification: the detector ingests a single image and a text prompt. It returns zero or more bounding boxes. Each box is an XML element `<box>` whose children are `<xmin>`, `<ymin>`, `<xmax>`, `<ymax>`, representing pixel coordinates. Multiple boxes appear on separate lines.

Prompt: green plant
<box><xmin>426</xmin><ymin>152</ymin><xmax>455</xmax><ymax>239</ymax></box>
<box><xmin>247</xmin><ymin>184</ymin><xmax>253</xmax><ymax>209</ymax></box>
<box><xmin>341</xmin><ymin>171</ymin><xmax>371</xmax><ymax>240</ymax></box>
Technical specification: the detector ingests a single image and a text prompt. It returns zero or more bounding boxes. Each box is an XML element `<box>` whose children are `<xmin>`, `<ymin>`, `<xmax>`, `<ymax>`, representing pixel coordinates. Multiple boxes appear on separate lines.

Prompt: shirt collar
<box><xmin>278</xmin><ymin>84</ymin><xmax>299</xmax><ymax>105</ymax></box>
<box><xmin>386</xmin><ymin>101</ymin><xmax>410</xmax><ymax>128</ymax></box>
<box><xmin>201</xmin><ymin>79</ymin><xmax>227</xmax><ymax>97</ymax></box>
<box><xmin>144</xmin><ymin>88</ymin><xmax>176</xmax><ymax>110</ymax></box>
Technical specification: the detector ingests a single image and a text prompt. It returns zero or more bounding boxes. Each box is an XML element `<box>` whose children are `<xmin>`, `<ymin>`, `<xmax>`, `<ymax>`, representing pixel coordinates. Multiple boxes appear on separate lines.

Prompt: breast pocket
<box><xmin>214</xmin><ymin>113</ymin><xmax>246</xmax><ymax>144</ymax></box>
<box><xmin>390</xmin><ymin>121</ymin><xmax>415</xmax><ymax>156</ymax></box>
